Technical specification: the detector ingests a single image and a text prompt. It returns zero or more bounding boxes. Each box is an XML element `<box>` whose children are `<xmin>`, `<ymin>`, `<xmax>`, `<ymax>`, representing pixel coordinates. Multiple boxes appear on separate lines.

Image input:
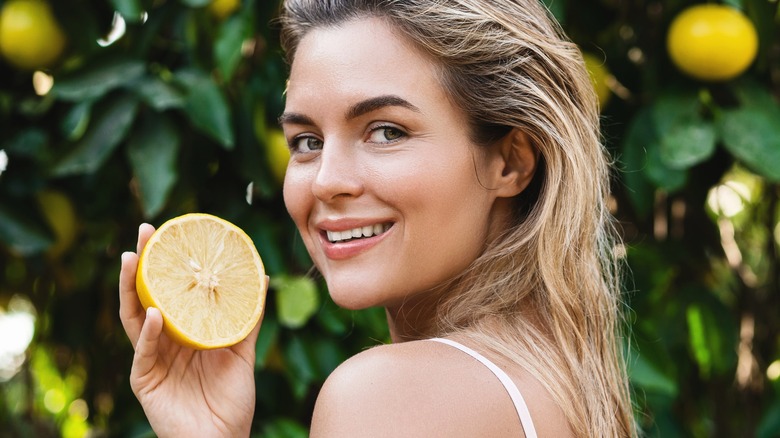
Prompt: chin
<box><xmin>328</xmin><ymin>289</ymin><xmax>376</xmax><ymax>311</ymax></box>
<box><xmin>325</xmin><ymin>281</ymin><xmax>388</xmax><ymax>311</ymax></box>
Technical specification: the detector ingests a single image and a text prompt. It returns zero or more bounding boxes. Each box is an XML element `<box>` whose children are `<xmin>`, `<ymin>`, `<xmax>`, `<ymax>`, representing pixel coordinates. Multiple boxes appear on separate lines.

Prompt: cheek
<box><xmin>282</xmin><ymin>166</ymin><xmax>312</xmax><ymax>230</ymax></box>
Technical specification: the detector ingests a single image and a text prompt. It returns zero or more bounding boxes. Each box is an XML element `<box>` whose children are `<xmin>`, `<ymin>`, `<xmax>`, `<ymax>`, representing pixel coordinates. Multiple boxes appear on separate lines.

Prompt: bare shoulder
<box><xmin>309</xmin><ymin>339</ymin><xmax>573</xmax><ymax>438</ymax></box>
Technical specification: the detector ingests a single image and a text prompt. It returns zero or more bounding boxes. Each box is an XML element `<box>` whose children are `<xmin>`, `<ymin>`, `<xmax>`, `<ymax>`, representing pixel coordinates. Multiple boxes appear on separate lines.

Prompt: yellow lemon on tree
<box><xmin>208</xmin><ymin>0</ymin><xmax>240</xmax><ymax>21</ymax></box>
<box><xmin>667</xmin><ymin>5</ymin><xmax>758</xmax><ymax>82</ymax></box>
<box><xmin>0</xmin><ymin>0</ymin><xmax>66</xmax><ymax>70</ymax></box>
<box><xmin>136</xmin><ymin>213</ymin><xmax>266</xmax><ymax>349</ymax></box>
<box><xmin>266</xmin><ymin>129</ymin><xmax>290</xmax><ymax>186</ymax></box>
<box><xmin>582</xmin><ymin>52</ymin><xmax>612</xmax><ymax>110</ymax></box>
<box><xmin>36</xmin><ymin>189</ymin><xmax>77</xmax><ymax>259</ymax></box>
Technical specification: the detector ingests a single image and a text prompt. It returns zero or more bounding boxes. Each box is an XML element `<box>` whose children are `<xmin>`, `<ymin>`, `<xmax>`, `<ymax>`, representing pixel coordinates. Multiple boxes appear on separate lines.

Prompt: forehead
<box><xmin>286</xmin><ymin>17</ymin><xmax>450</xmax><ymax>111</ymax></box>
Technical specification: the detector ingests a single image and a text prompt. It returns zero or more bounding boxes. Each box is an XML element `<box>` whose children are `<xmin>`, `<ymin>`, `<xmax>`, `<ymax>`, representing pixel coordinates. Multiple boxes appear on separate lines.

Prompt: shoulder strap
<box><xmin>428</xmin><ymin>338</ymin><xmax>538</xmax><ymax>438</ymax></box>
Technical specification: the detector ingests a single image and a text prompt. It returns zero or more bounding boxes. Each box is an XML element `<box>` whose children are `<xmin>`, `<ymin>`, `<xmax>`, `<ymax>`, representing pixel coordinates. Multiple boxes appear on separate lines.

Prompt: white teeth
<box><xmin>326</xmin><ymin>223</ymin><xmax>390</xmax><ymax>243</ymax></box>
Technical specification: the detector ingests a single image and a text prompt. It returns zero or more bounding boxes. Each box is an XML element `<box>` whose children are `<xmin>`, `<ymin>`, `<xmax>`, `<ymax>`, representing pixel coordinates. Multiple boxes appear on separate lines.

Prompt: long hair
<box><xmin>279</xmin><ymin>1</ymin><xmax>636</xmax><ymax>436</ymax></box>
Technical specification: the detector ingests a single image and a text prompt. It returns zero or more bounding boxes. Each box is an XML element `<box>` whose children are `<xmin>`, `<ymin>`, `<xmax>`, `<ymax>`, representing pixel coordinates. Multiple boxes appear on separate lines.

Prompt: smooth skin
<box><xmin>121</xmin><ymin>17</ymin><xmax>573</xmax><ymax>437</ymax></box>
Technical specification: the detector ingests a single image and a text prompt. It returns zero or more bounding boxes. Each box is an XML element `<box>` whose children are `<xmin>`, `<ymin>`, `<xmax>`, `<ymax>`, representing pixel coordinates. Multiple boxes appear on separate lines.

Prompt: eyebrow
<box><xmin>277</xmin><ymin>94</ymin><xmax>420</xmax><ymax>126</ymax></box>
<box><xmin>345</xmin><ymin>95</ymin><xmax>421</xmax><ymax>120</ymax></box>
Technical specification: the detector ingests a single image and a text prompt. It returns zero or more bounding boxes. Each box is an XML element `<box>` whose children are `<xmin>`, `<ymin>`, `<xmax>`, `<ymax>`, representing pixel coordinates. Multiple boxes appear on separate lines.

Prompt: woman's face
<box><xmin>281</xmin><ymin>18</ymin><xmax>506</xmax><ymax>310</ymax></box>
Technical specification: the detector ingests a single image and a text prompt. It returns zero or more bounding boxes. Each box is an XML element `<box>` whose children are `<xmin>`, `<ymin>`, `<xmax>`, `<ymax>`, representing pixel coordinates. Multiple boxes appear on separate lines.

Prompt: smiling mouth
<box><xmin>325</xmin><ymin>223</ymin><xmax>392</xmax><ymax>243</ymax></box>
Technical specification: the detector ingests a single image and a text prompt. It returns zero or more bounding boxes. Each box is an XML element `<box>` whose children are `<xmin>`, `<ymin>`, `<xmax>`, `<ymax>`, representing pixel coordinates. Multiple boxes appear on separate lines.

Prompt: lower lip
<box><xmin>320</xmin><ymin>227</ymin><xmax>392</xmax><ymax>260</ymax></box>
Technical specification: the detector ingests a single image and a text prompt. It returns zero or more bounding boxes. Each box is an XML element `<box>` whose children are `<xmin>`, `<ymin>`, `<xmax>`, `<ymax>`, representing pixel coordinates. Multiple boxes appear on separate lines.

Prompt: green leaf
<box><xmin>60</xmin><ymin>102</ymin><xmax>91</xmax><ymax>141</ymax></box>
<box><xmin>214</xmin><ymin>15</ymin><xmax>251</xmax><ymax>81</ymax></box>
<box><xmin>53</xmin><ymin>94</ymin><xmax>139</xmax><ymax>176</ymax></box>
<box><xmin>629</xmin><ymin>350</ymin><xmax>678</xmax><ymax>397</ymax></box>
<box><xmin>619</xmin><ymin>108</ymin><xmax>657</xmax><ymax>218</ymax></box>
<box><xmin>645</xmin><ymin>114</ymin><xmax>688</xmax><ymax>191</ymax></box>
<box><xmin>622</xmin><ymin>105</ymin><xmax>688</xmax><ymax>195</ymax></box>
<box><xmin>110</xmin><ymin>0</ymin><xmax>143</xmax><ymax>22</ymax></box>
<box><xmin>719</xmin><ymin>82</ymin><xmax>780</xmax><ymax>181</ymax></box>
<box><xmin>720</xmin><ymin>106</ymin><xmax>780</xmax><ymax>181</ymax></box>
<box><xmin>4</xmin><ymin>129</ymin><xmax>48</xmax><ymax>158</ymax></box>
<box><xmin>126</xmin><ymin>113</ymin><xmax>180</xmax><ymax>218</ymax></box>
<box><xmin>132</xmin><ymin>76</ymin><xmax>186</xmax><ymax>111</ymax></box>
<box><xmin>254</xmin><ymin>317</ymin><xmax>279</xmax><ymax>370</ymax></box>
<box><xmin>260</xmin><ymin>417</ymin><xmax>309</xmax><ymax>438</ymax></box>
<box><xmin>310</xmin><ymin>337</ymin><xmax>346</xmax><ymax>378</ymax></box>
<box><xmin>273</xmin><ymin>275</ymin><xmax>319</xmax><ymax>329</ymax></box>
<box><xmin>542</xmin><ymin>0</ymin><xmax>566</xmax><ymax>25</ymax></box>
<box><xmin>652</xmin><ymin>90</ymin><xmax>717</xmax><ymax>169</ymax></box>
<box><xmin>315</xmin><ymin>299</ymin><xmax>349</xmax><ymax>335</ymax></box>
<box><xmin>179</xmin><ymin>0</ymin><xmax>210</xmax><ymax>7</ymax></box>
<box><xmin>283</xmin><ymin>335</ymin><xmax>316</xmax><ymax>400</ymax></box>
<box><xmin>660</xmin><ymin>117</ymin><xmax>717</xmax><ymax>170</ymax></box>
<box><xmin>722</xmin><ymin>0</ymin><xmax>743</xmax><ymax>9</ymax></box>
<box><xmin>243</xmin><ymin>216</ymin><xmax>286</xmax><ymax>276</ymax></box>
<box><xmin>176</xmin><ymin>69</ymin><xmax>235</xmax><ymax>149</ymax></box>
<box><xmin>683</xmin><ymin>292</ymin><xmax>738</xmax><ymax>377</ymax></box>
<box><xmin>686</xmin><ymin>305</ymin><xmax>712</xmax><ymax>378</ymax></box>
<box><xmin>652</xmin><ymin>91</ymin><xmax>701</xmax><ymax>134</ymax></box>
<box><xmin>352</xmin><ymin>307</ymin><xmax>391</xmax><ymax>341</ymax></box>
<box><xmin>52</xmin><ymin>58</ymin><xmax>146</xmax><ymax>102</ymax></box>
<box><xmin>0</xmin><ymin>204</ymin><xmax>53</xmax><ymax>256</ymax></box>
<box><xmin>757</xmin><ymin>398</ymin><xmax>780</xmax><ymax>438</ymax></box>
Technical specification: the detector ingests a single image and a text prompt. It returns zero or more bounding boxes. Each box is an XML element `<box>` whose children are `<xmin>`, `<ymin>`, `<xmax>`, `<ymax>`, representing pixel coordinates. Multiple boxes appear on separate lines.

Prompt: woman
<box><xmin>119</xmin><ymin>0</ymin><xmax>636</xmax><ymax>436</ymax></box>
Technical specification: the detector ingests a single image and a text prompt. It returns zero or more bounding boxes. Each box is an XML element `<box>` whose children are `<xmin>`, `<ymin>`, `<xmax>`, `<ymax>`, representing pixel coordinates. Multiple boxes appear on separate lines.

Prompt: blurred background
<box><xmin>0</xmin><ymin>0</ymin><xmax>778</xmax><ymax>436</ymax></box>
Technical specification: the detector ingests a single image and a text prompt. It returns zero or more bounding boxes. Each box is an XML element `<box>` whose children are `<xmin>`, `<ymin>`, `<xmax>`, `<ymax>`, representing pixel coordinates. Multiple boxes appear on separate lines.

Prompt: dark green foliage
<box><xmin>0</xmin><ymin>0</ymin><xmax>779</xmax><ymax>436</ymax></box>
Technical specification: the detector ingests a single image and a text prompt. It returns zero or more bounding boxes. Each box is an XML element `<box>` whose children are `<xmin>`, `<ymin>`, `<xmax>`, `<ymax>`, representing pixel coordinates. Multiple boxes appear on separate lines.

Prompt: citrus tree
<box><xmin>0</xmin><ymin>0</ymin><xmax>778</xmax><ymax>436</ymax></box>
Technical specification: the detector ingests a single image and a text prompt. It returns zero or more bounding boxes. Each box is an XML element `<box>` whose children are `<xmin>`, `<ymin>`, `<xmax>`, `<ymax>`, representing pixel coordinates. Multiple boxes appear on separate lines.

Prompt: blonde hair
<box><xmin>280</xmin><ymin>1</ymin><xmax>636</xmax><ymax>436</ymax></box>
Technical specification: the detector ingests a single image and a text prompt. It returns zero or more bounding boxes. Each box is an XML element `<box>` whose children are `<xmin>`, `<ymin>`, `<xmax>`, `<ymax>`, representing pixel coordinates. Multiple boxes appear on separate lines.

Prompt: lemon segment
<box><xmin>136</xmin><ymin>213</ymin><xmax>266</xmax><ymax>349</ymax></box>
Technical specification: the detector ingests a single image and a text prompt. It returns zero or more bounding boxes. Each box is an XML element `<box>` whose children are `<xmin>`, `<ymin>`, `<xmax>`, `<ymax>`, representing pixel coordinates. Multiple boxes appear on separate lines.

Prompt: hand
<box><xmin>119</xmin><ymin>224</ymin><xmax>265</xmax><ymax>438</ymax></box>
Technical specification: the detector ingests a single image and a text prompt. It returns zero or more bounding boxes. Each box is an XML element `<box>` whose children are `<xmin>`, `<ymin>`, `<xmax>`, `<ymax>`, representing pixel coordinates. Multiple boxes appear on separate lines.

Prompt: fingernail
<box><xmin>121</xmin><ymin>252</ymin><xmax>131</xmax><ymax>263</ymax></box>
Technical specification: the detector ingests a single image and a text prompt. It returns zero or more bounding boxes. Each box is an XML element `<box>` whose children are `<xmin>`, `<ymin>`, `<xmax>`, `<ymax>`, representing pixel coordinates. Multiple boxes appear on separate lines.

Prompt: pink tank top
<box><xmin>428</xmin><ymin>338</ymin><xmax>538</xmax><ymax>438</ymax></box>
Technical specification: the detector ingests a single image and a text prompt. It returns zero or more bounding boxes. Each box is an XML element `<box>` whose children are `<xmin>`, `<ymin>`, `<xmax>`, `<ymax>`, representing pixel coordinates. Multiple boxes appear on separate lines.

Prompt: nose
<box><xmin>311</xmin><ymin>140</ymin><xmax>364</xmax><ymax>202</ymax></box>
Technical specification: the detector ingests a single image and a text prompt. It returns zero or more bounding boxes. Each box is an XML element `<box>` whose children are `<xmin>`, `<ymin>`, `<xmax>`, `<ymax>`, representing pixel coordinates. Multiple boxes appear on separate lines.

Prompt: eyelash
<box><xmin>287</xmin><ymin>124</ymin><xmax>408</xmax><ymax>154</ymax></box>
<box><xmin>289</xmin><ymin>136</ymin><xmax>323</xmax><ymax>154</ymax></box>
<box><xmin>367</xmin><ymin>124</ymin><xmax>407</xmax><ymax>144</ymax></box>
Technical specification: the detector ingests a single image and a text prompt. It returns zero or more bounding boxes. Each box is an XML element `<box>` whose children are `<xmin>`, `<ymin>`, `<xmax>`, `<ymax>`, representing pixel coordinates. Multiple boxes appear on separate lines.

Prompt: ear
<box><xmin>486</xmin><ymin>128</ymin><xmax>538</xmax><ymax>198</ymax></box>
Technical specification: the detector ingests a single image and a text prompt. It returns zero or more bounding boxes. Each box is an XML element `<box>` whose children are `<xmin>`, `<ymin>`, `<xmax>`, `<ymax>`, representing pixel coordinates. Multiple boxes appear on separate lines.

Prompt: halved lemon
<box><xmin>136</xmin><ymin>213</ymin><xmax>266</xmax><ymax>349</ymax></box>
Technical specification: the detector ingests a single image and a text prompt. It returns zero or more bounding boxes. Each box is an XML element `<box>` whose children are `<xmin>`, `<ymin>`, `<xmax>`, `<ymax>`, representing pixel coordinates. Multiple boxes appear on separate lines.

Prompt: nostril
<box><xmin>311</xmin><ymin>149</ymin><xmax>364</xmax><ymax>201</ymax></box>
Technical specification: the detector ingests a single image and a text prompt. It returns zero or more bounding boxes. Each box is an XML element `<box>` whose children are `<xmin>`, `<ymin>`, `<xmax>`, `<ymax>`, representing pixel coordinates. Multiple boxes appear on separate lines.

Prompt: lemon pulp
<box><xmin>136</xmin><ymin>213</ymin><xmax>265</xmax><ymax>349</ymax></box>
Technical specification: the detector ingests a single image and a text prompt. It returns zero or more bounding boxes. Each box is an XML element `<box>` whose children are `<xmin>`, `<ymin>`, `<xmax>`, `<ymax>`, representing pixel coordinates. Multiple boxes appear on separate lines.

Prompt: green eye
<box><xmin>383</xmin><ymin>128</ymin><xmax>403</xmax><ymax>141</ymax></box>
<box><xmin>368</xmin><ymin>125</ymin><xmax>406</xmax><ymax>143</ymax></box>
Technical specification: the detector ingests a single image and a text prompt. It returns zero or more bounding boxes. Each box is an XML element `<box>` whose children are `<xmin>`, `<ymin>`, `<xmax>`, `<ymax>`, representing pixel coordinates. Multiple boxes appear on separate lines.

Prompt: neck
<box><xmin>385</xmin><ymin>293</ymin><xmax>441</xmax><ymax>343</ymax></box>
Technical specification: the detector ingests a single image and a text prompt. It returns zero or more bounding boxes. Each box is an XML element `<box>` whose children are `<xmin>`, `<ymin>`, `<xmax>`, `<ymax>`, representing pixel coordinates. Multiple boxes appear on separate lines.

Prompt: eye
<box><xmin>290</xmin><ymin>136</ymin><xmax>323</xmax><ymax>153</ymax></box>
<box><xmin>367</xmin><ymin>126</ymin><xmax>406</xmax><ymax>144</ymax></box>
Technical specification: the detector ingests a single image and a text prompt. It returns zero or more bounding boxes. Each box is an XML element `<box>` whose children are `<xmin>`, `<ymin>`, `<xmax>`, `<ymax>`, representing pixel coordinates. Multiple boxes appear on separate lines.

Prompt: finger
<box><xmin>131</xmin><ymin>307</ymin><xmax>164</xmax><ymax>391</ymax></box>
<box><xmin>119</xmin><ymin>251</ymin><xmax>144</xmax><ymax>348</ymax></box>
<box><xmin>137</xmin><ymin>223</ymin><xmax>155</xmax><ymax>255</ymax></box>
<box><xmin>245</xmin><ymin>308</ymin><xmax>265</xmax><ymax>347</ymax></box>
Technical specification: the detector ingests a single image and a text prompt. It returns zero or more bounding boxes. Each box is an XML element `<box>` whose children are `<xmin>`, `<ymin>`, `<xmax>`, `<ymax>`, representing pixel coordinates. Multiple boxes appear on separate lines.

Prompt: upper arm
<box><xmin>309</xmin><ymin>342</ymin><xmax>541</xmax><ymax>438</ymax></box>
<box><xmin>310</xmin><ymin>345</ymin><xmax>447</xmax><ymax>438</ymax></box>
